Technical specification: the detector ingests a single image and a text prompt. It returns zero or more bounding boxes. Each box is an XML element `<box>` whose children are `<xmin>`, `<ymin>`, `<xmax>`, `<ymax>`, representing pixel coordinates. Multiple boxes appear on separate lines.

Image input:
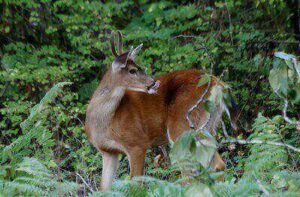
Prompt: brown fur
<box><xmin>85</xmin><ymin>67</ymin><xmax>226</xmax><ymax>190</ymax></box>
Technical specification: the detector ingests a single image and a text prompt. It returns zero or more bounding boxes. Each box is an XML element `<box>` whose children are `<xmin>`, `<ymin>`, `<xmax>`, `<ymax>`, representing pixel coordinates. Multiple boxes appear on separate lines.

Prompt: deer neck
<box><xmin>87</xmin><ymin>70</ymin><xmax>125</xmax><ymax>132</ymax></box>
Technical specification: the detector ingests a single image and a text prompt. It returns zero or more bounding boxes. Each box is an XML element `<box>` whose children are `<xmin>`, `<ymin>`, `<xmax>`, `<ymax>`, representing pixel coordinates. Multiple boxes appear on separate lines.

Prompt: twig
<box><xmin>275</xmin><ymin>91</ymin><xmax>300</xmax><ymax>126</ymax></box>
<box><xmin>195</xmin><ymin>70</ymin><xmax>228</xmax><ymax>133</ymax></box>
<box><xmin>283</xmin><ymin>99</ymin><xmax>300</xmax><ymax>126</ymax></box>
<box><xmin>221</xmin><ymin>138</ymin><xmax>300</xmax><ymax>153</ymax></box>
<box><xmin>221</xmin><ymin>120</ymin><xmax>230</xmax><ymax>139</ymax></box>
<box><xmin>185</xmin><ymin>39</ymin><xmax>216</xmax><ymax>130</ymax></box>
<box><xmin>186</xmin><ymin>63</ymin><xmax>214</xmax><ymax>129</ymax></box>
<box><xmin>172</xmin><ymin>35</ymin><xmax>201</xmax><ymax>39</ymax></box>
<box><xmin>159</xmin><ymin>145</ymin><xmax>170</xmax><ymax>164</ymax></box>
<box><xmin>220</xmin><ymin>115</ymin><xmax>300</xmax><ymax>154</ymax></box>
<box><xmin>254</xmin><ymin>175</ymin><xmax>270</xmax><ymax>196</ymax></box>
<box><xmin>292</xmin><ymin>58</ymin><xmax>300</xmax><ymax>80</ymax></box>
<box><xmin>75</xmin><ymin>172</ymin><xmax>95</xmax><ymax>193</ymax></box>
<box><xmin>225</xmin><ymin>0</ymin><xmax>233</xmax><ymax>45</ymax></box>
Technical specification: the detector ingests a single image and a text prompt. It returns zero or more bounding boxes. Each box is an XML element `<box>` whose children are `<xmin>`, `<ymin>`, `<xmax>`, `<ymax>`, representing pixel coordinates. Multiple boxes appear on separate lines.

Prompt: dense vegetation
<box><xmin>1</xmin><ymin>0</ymin><xmax>300</xmax><ymax>196</ymax></box>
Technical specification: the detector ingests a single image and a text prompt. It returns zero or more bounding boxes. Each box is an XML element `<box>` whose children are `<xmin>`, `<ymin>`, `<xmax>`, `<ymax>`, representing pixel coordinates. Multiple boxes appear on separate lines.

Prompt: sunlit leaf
<box><xmin>274</xmin><ymin>52</ymin><xmax>295</xmax><ymax>61</ymax></box>
<box><xmin>269</xmin><ymin>66</ymin><xmax>288</xmax><ymax>95</ymax></box>
<box><xmin>198</xmin><ymin>74</ymin><xmax>210</xmax><ymax>87</ymax></box>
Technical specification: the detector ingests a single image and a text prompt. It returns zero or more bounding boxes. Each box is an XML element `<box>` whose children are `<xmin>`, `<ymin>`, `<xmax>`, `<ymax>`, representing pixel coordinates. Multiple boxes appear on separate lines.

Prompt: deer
<box><xmin>85</xmin><ymin>31</ymin><xmax>235</xmax><ymax>190</ymax></box>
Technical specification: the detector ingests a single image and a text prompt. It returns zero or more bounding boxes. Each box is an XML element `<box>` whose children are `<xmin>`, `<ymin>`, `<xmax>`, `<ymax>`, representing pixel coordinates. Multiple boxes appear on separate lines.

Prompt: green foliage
<box><xmin>170</xmin><ymin>131</ymin><xmax>217</xmax><ymax>169</ymax></box>
<box><xmin>213</xmin><ymin>114</ymin><xmax>300</xmax><ymax>196</ymax></box>
<box><xmin>269</xmin><ymin>51</ymin><xmax>300</xmax><ymax>104</ymax></box>
<box><xmin>0</xmin><ymin>157</ymin><xmax>79</xmax><ymax>196</ymax></box>
<box><xmin>1</xmin><ymin>0</ymin><xmax>300</xmax><ymax>196</ymax></box>
<box><xmin>1</xmin><ymin>82</ymin><xmax>69</xmax><ymax>166</ymax></box>
<box><xmin>243</xmin><ymin>115</ymin><xmax>288</xmax><ymax>179</ymax></box>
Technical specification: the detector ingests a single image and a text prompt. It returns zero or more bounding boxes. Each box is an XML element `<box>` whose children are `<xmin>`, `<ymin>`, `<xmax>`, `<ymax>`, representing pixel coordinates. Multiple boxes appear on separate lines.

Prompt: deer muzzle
<box><xmin>147</xmin><ymin>80</ymin><xmax>160</xmax><ymax>94</ymax></box>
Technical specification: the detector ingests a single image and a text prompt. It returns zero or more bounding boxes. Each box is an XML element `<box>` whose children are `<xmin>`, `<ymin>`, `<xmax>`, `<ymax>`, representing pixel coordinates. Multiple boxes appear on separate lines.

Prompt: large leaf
<box><xmin>203</xmin><ymin>85</ymin><xmax>223</xmax><ymax>113</ymax></box>
<box><xmin>170</xmin><ymin>131</ymin><xmax>217</xmax><ymax>168</ymax></box>
<box><xmin>274</xmin><ymin>52</ymin><xmax>295</xmax><ymax>61</ymax></box>
<box><xmin>198</xmin><ymin>74</ymin><xmax>210</xmax><ymax>87</ymax></box>
<box><xmin>290</xmin><ymin>83</ymin><xmax>300</xmax><ymax>104</ymax></box>
<box><xmin>269</xmin><ymin>66</ymin><xmax>288</xmax><ymax>95</ymax></box>
<box><xmin>208</xmin><ymin>85</ymin><xmax>223</xmax><ymax>105</ymax></box>
<box><xmin>194</xmin><ymin>139</ymin><xmax>217</xmax><ymax>168</ymax></box>
<box><xmin>170</xmin><ymin>131</ymin><xmax>196</xmax><ymax>165</ymax></box>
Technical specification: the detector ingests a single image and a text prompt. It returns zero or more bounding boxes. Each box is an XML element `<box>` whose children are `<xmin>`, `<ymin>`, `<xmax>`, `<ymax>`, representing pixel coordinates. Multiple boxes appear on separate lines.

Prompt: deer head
<box><xmin>110</xmin><ymin>31</ymin><xmax>160</xmax><ymax>94</ymax></box>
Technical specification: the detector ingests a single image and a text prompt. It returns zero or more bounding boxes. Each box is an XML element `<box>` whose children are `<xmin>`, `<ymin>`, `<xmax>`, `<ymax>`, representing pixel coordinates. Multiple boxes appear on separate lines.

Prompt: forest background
<box><xmin>1</xmin><ymin>0</ymin><xmax>300</xmax><ymax>196</ymax></box>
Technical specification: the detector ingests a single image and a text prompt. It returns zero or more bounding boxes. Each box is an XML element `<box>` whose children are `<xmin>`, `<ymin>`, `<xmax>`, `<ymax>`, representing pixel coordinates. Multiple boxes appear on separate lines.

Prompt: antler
<box><xmin>111</xmin><ymin>31</ymin><xmax>118</xmax><ymax>57</ymax></box>
<box><xmin>117</xmin><ymin>31</ymin><xmax>123</xmax><ymax>55</ymax></box>
<box><xmin>129</xmin><ymin>44</ymin><xmax>143</xmax><ymax>60</ymax></box>
<box><xmin>111</xmin><ymin>30</ymin><xmax>123</xmax><ymax>57</ymax></box>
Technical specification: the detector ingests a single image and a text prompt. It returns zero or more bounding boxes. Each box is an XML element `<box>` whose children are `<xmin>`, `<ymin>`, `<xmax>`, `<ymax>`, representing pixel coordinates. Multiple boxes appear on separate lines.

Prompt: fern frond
<box><xmin>0</xmin><ymin>157</ymin><xmax>79</xmax><ymax>196</ymax></box>
<box><xmin>20</xmin><ymin>82</ymin><xmax>72</xmax><ymax>132</ymax></box>
<box><xmin>1</xmin><ymin>82</ymin><xmax>71</xmax><ymax>163</ymax></box>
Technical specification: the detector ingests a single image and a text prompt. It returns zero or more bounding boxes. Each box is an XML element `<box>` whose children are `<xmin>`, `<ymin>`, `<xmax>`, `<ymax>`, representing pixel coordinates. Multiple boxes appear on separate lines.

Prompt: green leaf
<box><xmin>204</xmin><ymin>100</ymin><xmax>216</xmax><ymax>113</ymax></box>
<box><xmin>198</xmin><ymin>74</ymin><xmax>210</xmax><ymax>87</ymax></box>
<box><xmin>274</xmin><ymin>52</ymin><xmax>295</xmax><ymax>61</ymax></box>
<box><xmin>269</xmin><ymin>66</ymin><xmax>288</xmax><ymax>95</ymax></box>
<box><xmin>208</xmin><ymin>85</ymin><xmax>223</xmax><ymax>105</ymax></box>
<box><xmin>195</xmin><ymin>139</ymin><xmax>217</xmax><ymax>168</ymax></box>
<box><xmin>170</xmin><ymin>131</ymin><xmax>196</xmax><ymax>165</ymax></box>
<box><xmin>170</xmin><ymin>131</ymin><xmax>217</xmax><ymax>168</ymax></box>
<box><xmin>223</xmin><ymin>90</ymin><xmax>233</xmax><ymax>108</ymax></box>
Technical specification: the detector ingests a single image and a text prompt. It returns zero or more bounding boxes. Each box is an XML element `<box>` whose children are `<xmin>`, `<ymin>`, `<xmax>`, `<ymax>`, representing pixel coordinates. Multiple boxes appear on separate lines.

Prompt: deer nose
<box><xmin>147</xmin><ymin>80</ymin><xmax>160</xmax><ymax>94</ymax></box>
<box><xmin>147</xmin><ymin>81</ymin><xmax>156</xmax><ymax>90</ymax></box>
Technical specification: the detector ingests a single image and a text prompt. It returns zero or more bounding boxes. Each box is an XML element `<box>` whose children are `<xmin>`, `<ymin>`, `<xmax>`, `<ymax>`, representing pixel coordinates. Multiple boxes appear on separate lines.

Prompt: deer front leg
<box><xmin>128</xmin><ymin>147</ymin><xmax>147</xmax><ymax>177</ymax></box>
<box><xmin>101</xmin><ymin>151</ymin><xmax>119</xmax><ymax>190</ymax></box>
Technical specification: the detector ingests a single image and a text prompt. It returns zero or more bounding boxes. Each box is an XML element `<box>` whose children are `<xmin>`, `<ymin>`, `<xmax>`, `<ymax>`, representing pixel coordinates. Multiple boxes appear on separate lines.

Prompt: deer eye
<box><xmin>129</xmin><ymin>69</ymin><xmax>137</xmax><ymax>74</ymax></box>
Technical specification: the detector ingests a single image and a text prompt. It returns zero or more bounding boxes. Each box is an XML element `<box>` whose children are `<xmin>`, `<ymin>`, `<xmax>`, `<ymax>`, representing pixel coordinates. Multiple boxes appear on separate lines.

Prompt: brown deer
<box><xmin>85</xmin><ymin>31</ymin><xmax>231</xmax><ymax>190</ymax></box>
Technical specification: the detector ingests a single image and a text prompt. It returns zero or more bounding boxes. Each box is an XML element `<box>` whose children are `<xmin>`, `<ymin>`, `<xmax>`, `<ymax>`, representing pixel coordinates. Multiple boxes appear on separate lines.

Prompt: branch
<box><xmin>75</xmin><ymin>172</ymin><xmax>94</xmax><ymax>193</ymax></box>
<box><xmin>283</xmin><ymin>99</ymin><xmax>300</xmax><ymax>126</ymax></box>
<box><xmin>221</xmin><ymin>120</ymin><xmax>230</xmax><ymax>139</ymax></box>
<box><xmin>172</xmin><ymin>35</ymin><xmax>201</xmax><ymax>39</ymax></box>
<box><xmin>254</xmin><ymin>175</ymin><xmax>270</xmax><ymax>196</ymax></box>
<box><xmin>195</xmin><ymin>70</ymin><xmax>228</xmax><ymax>133</ymax></box>
<box><xmin>186</xmin><ymin>63</ymin><xmax>214</xmax><ymax>129</ymax></box>
<box><xmin>159</xmin><ymin>145</ymin><xmax>170</xmax><ymax>164</ymax></box>
<box><xmin>221</xmin><ymin>138</ymin><xmax>300</xmax><ymax>153</ymax></box>
<box><xmin>275</xmin><ymin>91</ymin><xmax>300</xmax><ymax>127</ymax></box>
<box><xmin>186</xmin><ymin>41</ymin><xmax>217</xmax><ymax>130</ymax></box>
<box><xmin>173</xmin><ymin>34</ymin><xmax>300</xmax><ymax>45</ymax></box>
<box><xmin>220</xmin><ymin>110</ymin><xmax>300</xmax><ymax>154</ymax></box>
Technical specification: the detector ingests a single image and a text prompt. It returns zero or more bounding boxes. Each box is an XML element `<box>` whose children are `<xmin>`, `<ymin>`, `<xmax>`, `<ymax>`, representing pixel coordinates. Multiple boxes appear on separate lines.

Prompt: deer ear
<box><xmin>112</xmin><ymin>46</ymin><xmax>133</xmax><ymax>73</ymax></box>
<box><xmin>129</xmin><ymin>44</ymin><xmax>143</xmax><ymax>60</ymax></box>
<box><xmin>112</xmin><ymin>60</ymin><xmax>126</xmax><ymax>73</ymax></box>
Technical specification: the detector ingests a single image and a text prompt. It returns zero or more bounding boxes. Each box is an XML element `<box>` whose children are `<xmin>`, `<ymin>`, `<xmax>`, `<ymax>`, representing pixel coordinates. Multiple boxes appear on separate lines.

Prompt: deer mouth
<box><xmin>147</xmin><ymin>80</ymin><xmax>160</xmax><ymax>94</ymax></box>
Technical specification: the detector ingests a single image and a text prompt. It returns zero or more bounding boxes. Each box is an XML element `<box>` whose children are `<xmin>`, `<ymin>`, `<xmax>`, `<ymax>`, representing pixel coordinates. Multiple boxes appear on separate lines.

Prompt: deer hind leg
<box><xmin>211</xmin><ymin>152</ymin><xmax>226</xmax><ymax>172</ymax></box>
<box><xmin>101</xmin><ymin>151</ymin><xmax>119</xmax><ymax>190</ymax></box>
<box><xmin>127</xmin><ymin>147</ymin><xmax>147</xmax><ymax>178</ymax></box>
